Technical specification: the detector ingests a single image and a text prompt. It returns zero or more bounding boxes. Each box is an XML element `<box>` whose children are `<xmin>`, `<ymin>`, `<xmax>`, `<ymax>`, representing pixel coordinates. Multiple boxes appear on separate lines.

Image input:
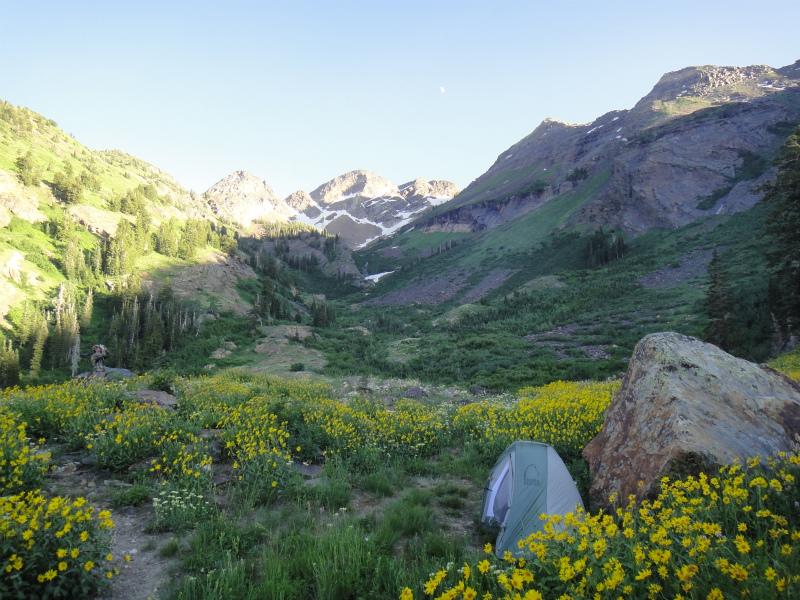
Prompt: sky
<box><xmin>1</xmin><ymin>1</ymin><xmax>799</xmax><ymax>198</ymax></box>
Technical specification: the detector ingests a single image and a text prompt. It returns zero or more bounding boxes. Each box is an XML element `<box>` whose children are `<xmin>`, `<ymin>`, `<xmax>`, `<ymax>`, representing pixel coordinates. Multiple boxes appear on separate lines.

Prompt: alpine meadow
<box><xmin>2</xmin><ymin>41</ymin><xmax>800</xmax><ymax>600</ymax></box>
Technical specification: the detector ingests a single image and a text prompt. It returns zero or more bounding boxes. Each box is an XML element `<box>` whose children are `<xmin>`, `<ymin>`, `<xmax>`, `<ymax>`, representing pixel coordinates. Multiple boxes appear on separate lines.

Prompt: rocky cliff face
<box><xmin>204</xmin><ymin>171</ymin><xmax>295</xmax><ymax>227</ymax></box>
<box><xmin>292</xmin><ymin>170</ymin><xmax>459</xmax><ymax>247</ymax></box>
<box><xmin>206</xmin><ymin>169</ymin><xmax>459</xmax><ymax>248</ymax></box>
<box><xmin>422</xmin><ymin>60</ymin><xmax>800</xmax><ymax>235</ymax></box>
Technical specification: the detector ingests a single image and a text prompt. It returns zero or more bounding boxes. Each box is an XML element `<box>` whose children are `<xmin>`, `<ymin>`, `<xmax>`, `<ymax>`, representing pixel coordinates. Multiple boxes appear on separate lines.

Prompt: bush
<box><xmin>149</xmin><ymin>488</ymin><xmax>215</xmax><ymax>533</ymax></box>
<box><xmin>109</xmin><ymin>484</ymin><xmax>151</xmax><ymax>508</ymax></box>
<box><xmin>0</xmin><ymin>491</ymin><xmax>115</xmax><ymax>599</ymax></box>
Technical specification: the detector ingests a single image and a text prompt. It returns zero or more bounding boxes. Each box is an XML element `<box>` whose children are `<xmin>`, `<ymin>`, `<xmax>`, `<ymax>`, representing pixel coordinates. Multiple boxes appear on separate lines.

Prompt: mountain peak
<box><xmin>310</xmin><ymin>170</ymin><xmax>398</xmax><ymax>205</ymax></box>
<box><xmin>204</xmin><ymin>171</ymin><xmax>291</xmax><ymax>226</ymax></box>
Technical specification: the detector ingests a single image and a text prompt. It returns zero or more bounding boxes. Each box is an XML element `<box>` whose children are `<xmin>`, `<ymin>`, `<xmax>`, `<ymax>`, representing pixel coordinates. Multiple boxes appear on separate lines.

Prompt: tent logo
<box><xmin>523</xmin><ymin>464</ymin><xmax>542</xmax><ymax>487</ymax></box>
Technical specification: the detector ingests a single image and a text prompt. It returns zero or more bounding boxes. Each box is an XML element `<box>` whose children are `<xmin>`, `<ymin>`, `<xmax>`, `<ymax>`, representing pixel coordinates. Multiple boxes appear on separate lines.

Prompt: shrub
<box><xmin>0</xmin><ymin>491</ymin><xmax>115</xmax><ymax>599</ymax></box>
<box><xmin>150</xmin><ymin>488</ymin><xmax>215</xmax><ymax>533</ymax></box>
<box><xmin>109</xmin><ymin>484</ymin><xmax>151</xmax><ymax>508</ymax></box>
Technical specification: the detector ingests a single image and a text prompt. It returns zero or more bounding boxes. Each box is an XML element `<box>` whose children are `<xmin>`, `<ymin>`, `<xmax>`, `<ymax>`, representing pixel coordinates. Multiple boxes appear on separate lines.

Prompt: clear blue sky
<box><xmin>2</xmin><ymin>1</ymin><xmax>798</xmax><ymax>197</ymax></box>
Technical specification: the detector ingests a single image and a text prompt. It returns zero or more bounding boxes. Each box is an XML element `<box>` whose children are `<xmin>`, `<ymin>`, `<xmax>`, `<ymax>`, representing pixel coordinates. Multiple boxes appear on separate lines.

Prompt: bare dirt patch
<box><xmin>45</xmin><ymin>454</ymin><xmax>180</xmax><ymax>600</ymax></box>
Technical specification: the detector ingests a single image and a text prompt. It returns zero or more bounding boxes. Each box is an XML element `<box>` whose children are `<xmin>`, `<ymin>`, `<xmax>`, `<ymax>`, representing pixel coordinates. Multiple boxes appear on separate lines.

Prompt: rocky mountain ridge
<box><xmin>417</xmin><ymin>60</ymin><xmax>800</xmax><ymax>237</ymax></box>
<box><xmin>202</xmin><ymin>169</ymin><xmax>460</xmax><ymax>248</ymax></box>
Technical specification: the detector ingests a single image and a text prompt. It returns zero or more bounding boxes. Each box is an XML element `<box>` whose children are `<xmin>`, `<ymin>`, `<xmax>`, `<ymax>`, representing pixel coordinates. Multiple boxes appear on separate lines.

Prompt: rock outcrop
<box><xmin>203</xmin><ymin>169</ymin><xmax>459</xmax><ymax>248</ymax></box>
<box><xmin>583</xmin><ymin>332</ymin><xmax>800</xmax><ymax>507</ymax></box>
<box><xmin>293</xmin><ymin>170</ymin><xmax>460</xmax><ymax>247</ymax></box>
<box><xmin>425</xmin><ymin>60</ymin><xmax>800</xmax><ymax>236</ymax></box>
<box><xmin>204</xmin><ymin>170</ymin><xmax>294</xmax><ymax>227</ymax></box>
<box><xmin>0</xmin><ymin>170</ymin><xmax>47</xmax><ymax>223</ymax></box>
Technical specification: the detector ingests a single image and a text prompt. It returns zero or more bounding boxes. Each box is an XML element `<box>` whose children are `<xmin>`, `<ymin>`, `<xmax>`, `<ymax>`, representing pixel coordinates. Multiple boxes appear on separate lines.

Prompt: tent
<box><xmin>479</xmin><ymin>441</ymin><xmax>584</xmax><ymax>557</ymax></box>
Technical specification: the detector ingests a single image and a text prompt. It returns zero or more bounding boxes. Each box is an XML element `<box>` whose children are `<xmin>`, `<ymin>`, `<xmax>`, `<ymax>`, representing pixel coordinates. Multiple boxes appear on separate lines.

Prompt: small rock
<box><xmin>51</xmin><ymin>463</ymin><xmax>77</xmax><ymax>479</ymax></box>
<box><xmin>126</xmin><ymin>390</ymin><xmax>179</xmax><ymax>409</ymax></box>
<box><xmin>471</xmin><ymin>386</ymin><xmax>497</xmax><ymax>396</ymax></box>
<box><xmin>103</xmin><ymin>479</ymin><xmax>133</xmax><ymax>488</ymax></box>
<box><xmin>292</xmin><ymin>462</ymin><xmax>324</xmax><ymax>477</ymax></box>
<box><xmin>211</xmin><ymin>473</ymin><xmax>233</xmax><ymax>486</ymax></box>
<box><xmin>199</xmin><ymin>428</ymin><xmax>223</xmax><ymax>439</ymax></box>
<box><xmin>81</xmin><ymin>456</ymin><xmax>95</xmax><ymax>466</ymax></box>
<box><xmin>404</xmin><ymin>386</ymin><xmax>427</xmax><ymax>399</ymax></box>
<box><xmin>223</xmin><ymin>341</ymin><xmax>237</xmax><ymax>350</ymax></box>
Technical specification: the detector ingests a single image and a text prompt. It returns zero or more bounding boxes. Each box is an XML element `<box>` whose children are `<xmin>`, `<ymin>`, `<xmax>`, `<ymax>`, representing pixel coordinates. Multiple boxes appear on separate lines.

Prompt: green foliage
<box><xmin>14</xmin><ymin>150</ymin><xmax>42</xmax><ymax>186</ymax></box>
<box><xmin>761</xmin><ymin>125</ymin><xmax>800</xmax><ymax>335</ymax></box>
<box><xmin>566</xmin><ymin>166</ymin><xmax>589</xmax><ymax>183</ymax></box>
<box><xmin>0</xmin><ymin>337</ymin><xmax>21</xmax><ymax>389</ymax></box>
<box><xmin>584</xmin><ymin>226</ymin><xmax>626</xmax><ymax>267</ymax></box>
<box><xmin>159</xmin><ymin>539</ymin><xmax>181</xmax><ymax>558</ymax></box>
<box><xmin>150</xmin><ymin>488</ymin><xmax>216</xmax><ymax>533</ymax></box>
<box><xmin>0</xmin><ymin>491</ymin><xmax>114</xmax><ymax>600</ymax></box>
<box><xmin>109</xmin><ymin>484</ymin><xmax>151</xmax><ymax>508</ymax></box>
<box><xmin>51</xmin><ymin>164</ymin><xmax>84</xmax><ymax>204</ymax></box>
<box><xmin>703</xmin><ymin>248</ymin><xmax>734</xmax><ymax>351</ymax></box>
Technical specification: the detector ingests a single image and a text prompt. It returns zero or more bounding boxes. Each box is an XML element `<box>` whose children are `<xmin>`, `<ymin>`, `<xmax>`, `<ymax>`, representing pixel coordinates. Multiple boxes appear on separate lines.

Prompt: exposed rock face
<box><xmin>310</xmin><ymin>170</ymin><xmax>398</xmax><ymax>205</ymax></box>
<box><xmin>204</xmin><ymin>170</ymin><xmax>294</xmax><ymax>227</ymax></box>
<box><xmin>0</xmin><ymin>170</ymin><xmax>47</xmax><ymax>223</ymax></box>
<box><xmin>284</xmin><ymin>190</ymin><xmax>315</xmax><ymax>212</ymax></box>
<box><xmin>293</xmin><ymin>170</ymin><xmax>460</xmax><ymax>247</ymax></box>
<box><xmin>67</xmin><ymin>205</ymin><xmax>126</xmax><ymax>237</ymax></box>
<box><xmin>203</xmin><ymin>169</ymin><xmax>459</xmax><ymax>248</ymax></box>
<box><xmin>583</xmin><ymin>332</ymin><xmax>800</xmax><ymax>507</ymax></box>
<box><xmin>423</xmin><ymin>60</ymin><xmax>800</xmax><ymax>236</ymax></box>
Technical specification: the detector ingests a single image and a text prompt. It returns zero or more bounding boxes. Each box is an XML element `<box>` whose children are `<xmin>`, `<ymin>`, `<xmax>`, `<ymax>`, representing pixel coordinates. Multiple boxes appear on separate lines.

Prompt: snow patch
<box><xmin>365</xmin><ymin>271</ymin><xmax>394</xmax><ymax>283</ymax></box>
<box><xmin>612</xmin><ymin>116</ymin><xmax>619</xmax><ymax>121</ymax></box>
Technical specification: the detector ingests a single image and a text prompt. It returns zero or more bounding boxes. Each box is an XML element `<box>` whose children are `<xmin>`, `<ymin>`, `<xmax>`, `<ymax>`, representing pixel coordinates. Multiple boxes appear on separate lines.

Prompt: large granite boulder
<box><xmin>583</xmin><ymin>332</ymin><xmax>800</xmax><ymax>506</ymax></box>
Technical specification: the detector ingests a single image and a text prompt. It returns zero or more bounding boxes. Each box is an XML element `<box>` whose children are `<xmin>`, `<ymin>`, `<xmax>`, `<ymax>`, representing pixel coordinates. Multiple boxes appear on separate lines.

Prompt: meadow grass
<box><xmin>2</xmin><ymin>365</ymin><xmax>799</xmax><ymax>599</ymax></box>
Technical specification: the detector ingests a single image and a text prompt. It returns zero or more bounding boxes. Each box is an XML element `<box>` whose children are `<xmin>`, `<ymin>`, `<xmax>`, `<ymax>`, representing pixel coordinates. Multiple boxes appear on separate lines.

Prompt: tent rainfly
<box><xmin>479</xmin><ymin>441</ymin><xmax>584</xmax><ymax>557</ymax></box>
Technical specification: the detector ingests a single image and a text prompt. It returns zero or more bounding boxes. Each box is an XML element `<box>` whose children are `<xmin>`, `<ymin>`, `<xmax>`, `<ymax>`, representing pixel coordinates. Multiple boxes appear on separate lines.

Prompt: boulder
<box><xmin>125</xmin><ymin>390</ymin><xmax>179</xmax><ymax>409</ymax></box>
<box><xmin>583</xmin><ymin>332</ymin><xmax>800</xmax><ymax>507</ymax></box>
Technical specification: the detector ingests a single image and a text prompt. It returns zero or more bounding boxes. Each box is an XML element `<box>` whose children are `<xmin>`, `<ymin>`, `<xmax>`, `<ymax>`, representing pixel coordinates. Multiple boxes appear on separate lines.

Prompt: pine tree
<box><xmin>703</xmin><ymin>249</ymin><xmax>734</xmax><ymax>351</ymax></box>
<box><xmin>29</xmin><ymin>316</ymin><xmax>48</xmax><ymax>378</ymax></box>
<box><xmin>80</xmin><ymin>290</ymin><xmax>93</xmax><ymax>330</ymax></box>
<box><xmin>0</xmin><ymin>338</ymin><xmax>20</xmax><ymax>388</ymax></box>
<box><xmin>761</xmin><ymin>125</ymin><xmax>800</xmax><ymax>334</ymax></box>
<box><xmin>14</xmin><ymin>150</ymin><xmax>41</xmax><ymax>187</ymax></box>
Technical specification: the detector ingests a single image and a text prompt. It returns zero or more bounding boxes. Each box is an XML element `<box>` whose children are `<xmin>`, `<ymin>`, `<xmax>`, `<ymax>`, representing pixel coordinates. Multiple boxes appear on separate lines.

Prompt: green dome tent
<box><xmin>479</xmin><ymin>441</ymin><xmax>584</xmax><ymax>557</ymax></box>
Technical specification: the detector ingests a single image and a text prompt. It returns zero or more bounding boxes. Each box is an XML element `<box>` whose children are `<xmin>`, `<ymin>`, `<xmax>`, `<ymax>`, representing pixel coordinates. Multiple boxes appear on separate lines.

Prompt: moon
<box><xmin>440</xmin><ymin>86</ymin><xmax>445</xmax><ymax>94</ymax></box>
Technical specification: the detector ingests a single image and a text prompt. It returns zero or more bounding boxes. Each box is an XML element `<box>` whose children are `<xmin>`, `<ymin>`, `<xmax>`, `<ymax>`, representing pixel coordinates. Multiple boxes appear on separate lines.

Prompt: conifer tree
<box><xmin>29</xmin><ymin>316</ymin><xmax>49</xmax><ymax>379</ymax></box>
<box><xmin>0</xmin><ymin>338</ymin><xmax>20</xmax><ymax>388</ymax></box>
<box><xmin>80</xmin><ymin>289</ymin><xmax>93</xmax><ymax>330</ymax></box>
<box><xmin>14</xmin><ymin>150</ymin><xmax>41</xmax><ymax>187</ymax></box>
<box><xmin>703</xmin><ymin>249</ymin><xmax>734</xmax><ymax>351</ymax></box>
<box><xmin>761</xmin><ymin>126</ymin><xmax>800</xmax><ymax>334</ymax></box>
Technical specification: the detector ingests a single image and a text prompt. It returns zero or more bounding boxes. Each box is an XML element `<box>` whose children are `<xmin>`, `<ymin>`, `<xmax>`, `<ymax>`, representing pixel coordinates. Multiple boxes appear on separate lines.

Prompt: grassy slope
<box><xmin>319</xmin><ymin>200</ymin><xmax>773</xmax><ymax>391</ymax></box>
